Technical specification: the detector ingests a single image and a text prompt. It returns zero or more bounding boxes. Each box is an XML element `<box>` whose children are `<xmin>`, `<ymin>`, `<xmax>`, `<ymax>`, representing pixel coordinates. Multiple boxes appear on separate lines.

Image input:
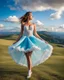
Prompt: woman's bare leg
<box><xmin>24</xmin><ymin>51</ymin><xmax>32</xmax><ymax>71</ymax></box>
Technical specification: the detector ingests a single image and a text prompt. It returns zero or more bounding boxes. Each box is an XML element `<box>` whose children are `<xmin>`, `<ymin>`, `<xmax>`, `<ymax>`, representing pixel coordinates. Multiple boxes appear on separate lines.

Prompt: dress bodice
<box><xmin>23</xmin><ymin>25</ymin><xmax>34</xmax><ymax>36</ymax></box>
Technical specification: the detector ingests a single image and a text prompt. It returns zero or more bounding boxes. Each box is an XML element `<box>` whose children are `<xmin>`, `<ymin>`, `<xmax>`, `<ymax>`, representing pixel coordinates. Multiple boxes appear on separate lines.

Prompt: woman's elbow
<box><xmin>34</xmin><ymin>32</ymin><xmax>37</xmax><ymax>36</ymax></box>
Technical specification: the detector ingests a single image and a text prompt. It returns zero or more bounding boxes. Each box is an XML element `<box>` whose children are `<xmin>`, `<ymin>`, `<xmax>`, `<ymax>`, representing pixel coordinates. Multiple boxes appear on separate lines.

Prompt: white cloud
<box><xmin>4</xmin><ymin>16</ymin><xmax>19</xmax><ymax>22</ymax></box>
<box><xmin>12</xmin><ymin>0</ymin><xmax>64</xmax><ymax>11</ymax></box>
<box><xmin>45</xmin><ymin>25</ymin><xmax>64</xmax><ymax>32</ymax></box>
<box><xmin>50</xmin><ymin>7</ymin><xmax>64</xmax><ymax>20</ymax></box>
<box><xmin>50</xmin><ymin>11</ymin><xmax>61</xmax><ymax>20</ymax></box>
<box><xmin>0</xmin><ymin>24</ymin><xmax>5</xmax><ymax>30</ymax></box>
<box><xmin>8</xmin><ymin>0</ymin><xmax>64</xmax><ymax>20</ymax></box>
<box><xmin>31</xmin><ymin>19</ymin><xmax>44</xmax><ymax>31</ymax></box>
<box><xmin>0</xmin><ymin>24</ymin><xmax>4</xmax><ymax>28</ymax></box>
<box><xmin>59</xmin><ymin>24</ymin><xmax>64</xmax><ymax>28</ymax></box>
<box><xmin>35</xmin><ymin>20</ymin><xmax>44</xmax><ymax>26</ymax></box>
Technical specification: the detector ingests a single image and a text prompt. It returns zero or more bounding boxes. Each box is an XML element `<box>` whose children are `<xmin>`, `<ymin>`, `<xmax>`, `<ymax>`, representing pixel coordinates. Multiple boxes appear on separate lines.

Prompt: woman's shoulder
<box><xmin>21</xmin><ymin>22</ymin><xmax>26</xmax><ymax>28</ymax></box>
<box><xmin>32</xmin><ymin>23</ymin><xmax>36</xmax><ymax>28</ymax></box>
<box><xmin>21</xmin><ymin>22</ymin><xmax>25</xmax><ymax>26</ymax></box>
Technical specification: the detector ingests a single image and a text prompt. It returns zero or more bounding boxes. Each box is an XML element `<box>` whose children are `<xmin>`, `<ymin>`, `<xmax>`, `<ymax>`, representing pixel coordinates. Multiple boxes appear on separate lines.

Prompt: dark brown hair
<box><xmin>19</xmin><ymin>11</ymin><xmax>32</xmax><ymax>24</ymax></box>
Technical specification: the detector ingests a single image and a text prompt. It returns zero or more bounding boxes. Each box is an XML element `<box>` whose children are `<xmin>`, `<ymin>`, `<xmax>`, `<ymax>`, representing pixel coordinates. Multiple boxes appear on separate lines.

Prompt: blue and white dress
<box><xmin>8</xmin><ymin>25</ymin><xmax>53</xmax><ymax>67</ymax></box>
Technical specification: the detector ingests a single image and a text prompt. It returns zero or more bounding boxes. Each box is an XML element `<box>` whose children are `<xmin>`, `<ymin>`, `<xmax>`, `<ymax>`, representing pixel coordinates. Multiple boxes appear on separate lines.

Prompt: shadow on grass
<box><xmin>0</xmin><ymin>67</ymin><xmax>64</xmax><ymax>80</ymax></box>
<box><xmin>56</xmin><ymin>44</ymin><xmax>64</xmax><ymax>48</ymax></box>
<box><xmin>43</xmin><ymin>71</ymin><xmax>64</xmax><ymax>80</ymax></box>
<box><xmin>0</xmin><ymin>35</ymin><xmax>18</xmax><ymax>40</ymax></box>
<box><xmin>0</xmin><ymin>68</ymin><xmax>29</xmax><ymax>80</ymax></box>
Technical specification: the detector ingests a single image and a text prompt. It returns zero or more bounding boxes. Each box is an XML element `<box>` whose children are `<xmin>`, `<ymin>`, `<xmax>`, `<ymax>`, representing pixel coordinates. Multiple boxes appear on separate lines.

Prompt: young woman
<box><xmin>8</xmin><ymin>11</ymin><xmax>53</xmax><ymax>78</ymax></box>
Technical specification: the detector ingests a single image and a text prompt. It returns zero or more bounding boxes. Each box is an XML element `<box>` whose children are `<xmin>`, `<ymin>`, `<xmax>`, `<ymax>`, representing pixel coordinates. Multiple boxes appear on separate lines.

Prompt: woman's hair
<box><xmin>19</xmin><ymin>11</ymin><xmax>32</xmax><ymax>24</ymax></box>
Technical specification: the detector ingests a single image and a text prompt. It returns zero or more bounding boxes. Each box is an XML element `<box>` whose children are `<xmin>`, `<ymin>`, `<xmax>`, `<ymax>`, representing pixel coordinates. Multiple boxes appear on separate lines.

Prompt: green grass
<box><xmin>0</xmin><ymin>35</ymin><xmax>64</xmax><ymax>80</ymax></box>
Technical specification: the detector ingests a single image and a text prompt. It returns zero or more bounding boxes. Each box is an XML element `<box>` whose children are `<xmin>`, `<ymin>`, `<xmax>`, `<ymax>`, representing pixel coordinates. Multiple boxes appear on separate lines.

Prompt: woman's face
<box><xmin>28</xmin><ymin>13</ymin><xmax>33</xmax><ymax>20</ymax></box>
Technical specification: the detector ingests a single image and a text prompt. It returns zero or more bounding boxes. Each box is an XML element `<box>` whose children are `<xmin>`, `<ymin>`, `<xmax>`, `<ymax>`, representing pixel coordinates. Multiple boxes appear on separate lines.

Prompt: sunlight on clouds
<box><xmin>50</xmin><ymin>7</ymin><xmax>64</xmax><ymax>20</ymax></box>
<box><xmin>9</xmin><ymin>0</ymin><xmax>64</xmax><ymax>20</ymax></box>
<box><xmin>0</xmin><ymin>24</ymin><xmax>4</xmax><ymax>28</ymax></box>
<box><xmin>0</xmin><ymin>24</ymin><xmax>6</xmax><ymax>30</ymax></box>
<box><xmin>59</xmin><ymin>24</ymin><xmax>64</xmax><ymax>28</ymax></box>
<box><xmin>45</xmin><ymin>25</ymin><xmax>64</xmax><ymax>32</ymax></box>
<box><xmin>36</xmin><ymin>20</ymin><xmax>44</xmax><ymax>26</ymax></box>
<box><xmin>4</xmin><ymin>16</ymin><xmax>19</xmax><ymax>22</ymax></box>
<box><xmin>0</xmin><ymin>23</ymin><xmax>64</xmax><ymax>32</ymax></box>
<box><xmin>32</xmin><ymin>19</ymin><xmax>44</xmax><ymax>31</ymax></box>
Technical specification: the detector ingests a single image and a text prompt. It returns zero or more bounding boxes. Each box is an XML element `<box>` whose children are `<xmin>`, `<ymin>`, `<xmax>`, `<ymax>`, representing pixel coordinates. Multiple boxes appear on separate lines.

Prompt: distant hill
<box><xmin>38</xmin><ymin>31</ymin><xmax>64</xmax><ymax>44</ymax></box>
<box><xmin>0</xmin><ymin>31</ymin><xmax>64</xmax><ymax>44</ymax></box>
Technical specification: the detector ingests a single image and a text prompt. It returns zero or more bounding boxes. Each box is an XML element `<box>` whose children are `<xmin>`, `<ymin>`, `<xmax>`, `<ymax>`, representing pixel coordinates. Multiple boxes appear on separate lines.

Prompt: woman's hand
<box><xmin>41</xmin><ymin>39</ymin><xmax>48</xmax><ymax>44</ymax></box>
<box><xmin>13</xmin><ymin>41</ymin><xmax>17</xmax><ymax>44</ymax></box>
<box><xmin>45</xmin><ymin>41</ymin><xmax>48</xmax><ymax>44</ymax></box>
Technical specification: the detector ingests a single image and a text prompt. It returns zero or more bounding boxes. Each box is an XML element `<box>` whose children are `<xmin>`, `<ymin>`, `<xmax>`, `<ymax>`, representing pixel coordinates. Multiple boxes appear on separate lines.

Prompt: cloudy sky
<box><xmin>0</xmin><ymin>0</ymin><xmax>64</xmax><ymax>32</ymax></box>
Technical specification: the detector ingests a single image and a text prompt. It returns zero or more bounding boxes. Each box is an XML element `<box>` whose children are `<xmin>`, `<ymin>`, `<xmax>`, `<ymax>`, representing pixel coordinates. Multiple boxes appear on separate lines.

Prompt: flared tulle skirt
<box><xmin>8</xmin><ymin>35</ymin><xmax>53</xmax><ymax>67</ymax></box>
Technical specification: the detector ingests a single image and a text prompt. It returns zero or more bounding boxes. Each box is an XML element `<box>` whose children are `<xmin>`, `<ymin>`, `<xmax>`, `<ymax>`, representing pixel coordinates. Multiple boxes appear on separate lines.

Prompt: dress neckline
<box><xmin>24</xmin><ymin>25</ymin><xmax>33</xmax><ymax>28</ymax></box>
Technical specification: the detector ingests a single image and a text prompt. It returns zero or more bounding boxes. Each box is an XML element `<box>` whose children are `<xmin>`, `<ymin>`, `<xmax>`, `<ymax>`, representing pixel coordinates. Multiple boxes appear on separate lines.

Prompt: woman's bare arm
<box><xmin>33</xmin><ymin>23</ymin><xmax>48</xmax><ymax>43</ymax></box>
<box><xmin>13</xmin><ymin>24</ymin><xmax>24</xmax><ymax>44</ymax></box>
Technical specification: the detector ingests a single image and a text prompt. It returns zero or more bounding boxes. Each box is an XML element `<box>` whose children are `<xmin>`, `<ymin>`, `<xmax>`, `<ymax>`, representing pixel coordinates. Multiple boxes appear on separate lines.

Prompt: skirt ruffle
<box><xmin>8</xmin><ymin>35</ymin><xmax>53</xmax><ymax>67</ymax></box>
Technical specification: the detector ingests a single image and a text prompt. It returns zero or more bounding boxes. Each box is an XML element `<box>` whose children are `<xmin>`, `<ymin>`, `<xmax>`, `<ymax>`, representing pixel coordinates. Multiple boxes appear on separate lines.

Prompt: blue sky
<box><xmin>0</xmin><ymin>0</ymin><xmax>64</xmax><ymax>31</ymax></box>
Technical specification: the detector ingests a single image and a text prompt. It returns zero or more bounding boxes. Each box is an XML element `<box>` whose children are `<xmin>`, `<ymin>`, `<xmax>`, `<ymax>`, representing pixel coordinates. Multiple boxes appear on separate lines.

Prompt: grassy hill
<box><xmin>0</xmin><ymin>34</ymin><xmax>64</xmax><ymax>80</ymax></box>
